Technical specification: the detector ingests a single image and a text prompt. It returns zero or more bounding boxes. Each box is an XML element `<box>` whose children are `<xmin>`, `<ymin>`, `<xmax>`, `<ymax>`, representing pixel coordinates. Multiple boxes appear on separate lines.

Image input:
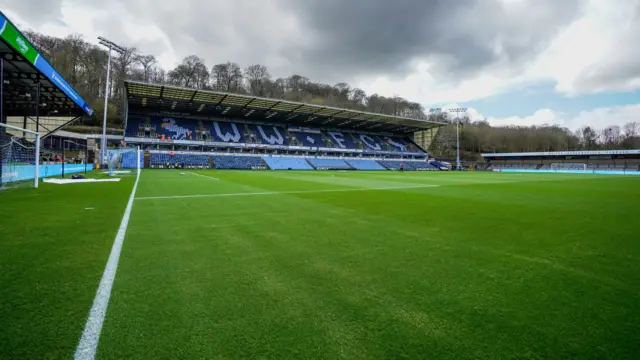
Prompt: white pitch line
<box><xmin>135</xmin><ymin>184</ymin><xmax>438</xmax><ymax>201</ymax></box>
<box><xmin>189</xmin><ymin>172</ymin><xmax>219</xmax><ymax>180</ymax></box>
<box><xmin>74</xmin><ymin>170</ymin><xmax>141</xmax><ymax>360</ymax></box>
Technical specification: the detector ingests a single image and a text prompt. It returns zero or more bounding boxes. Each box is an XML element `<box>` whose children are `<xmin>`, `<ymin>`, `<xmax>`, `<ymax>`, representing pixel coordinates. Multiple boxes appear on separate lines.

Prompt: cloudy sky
<box><xmin>4</xmin><ymin>0</ymin><xmax>640</xmax><ymax>129</ymax></box>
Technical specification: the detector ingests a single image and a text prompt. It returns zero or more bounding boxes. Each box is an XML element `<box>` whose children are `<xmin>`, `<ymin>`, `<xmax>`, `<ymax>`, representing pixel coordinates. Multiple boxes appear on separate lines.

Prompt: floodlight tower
<box><xmin>97</xmin><ymin>37</ymin><xmax>125</xmax><ymax>165</ymax></box>
<box><xmin>447</xmin><ymin>107</ymin><xmax>467</xmax><ymax>171</ymax></box>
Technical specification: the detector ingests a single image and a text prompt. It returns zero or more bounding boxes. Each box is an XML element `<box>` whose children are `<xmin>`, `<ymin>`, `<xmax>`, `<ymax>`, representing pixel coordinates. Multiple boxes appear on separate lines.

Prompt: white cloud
<box><xmin>527</xmin><ymin>0</ymin><xmax>640</xmax><ymax>96</ymax></box>
<box><xmin>360</xmin><ymin>0</ymin><xmax>640</xmax><ymax>104</ymax></box>
<box><xmin>4</xmin><ymin>4</ymin><xmax>180</xmax><ymax>70</ymax></box>
<box><xmin>4</xmin><ymin>0</ymin><xmax>639</xmax><ymax>128</ymax></box>
<box><xmin>445</xmin><ymin>104</ymin><xmax>640</xmax><ymax>130</ymax></box>
<box><xmin>356</xmin><ymin>63</ymin><xmax>531</xmax><ymax>105</ymax></box>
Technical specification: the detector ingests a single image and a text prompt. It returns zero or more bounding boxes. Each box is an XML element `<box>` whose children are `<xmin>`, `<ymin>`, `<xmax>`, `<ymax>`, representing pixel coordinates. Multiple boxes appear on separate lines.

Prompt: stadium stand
<box><xmin>212</xmin><ymin>155</ymin><xmax>266</xmax><ymax>170</ymax></box>
<box><xmin>483</xmin><ymin>150</ymin><xmax>640</xmax><ymax>174</ymax></box>
<box><xmin>345</xmin><ymin>159</ymin><xmax>387</xmax><ymax>170</ymax></box>
<box><xmin>429</xmin><ymin>161</ymin><xmax>448</xmax><ymax>170</ymax></box>
<box><xmin>263</xmin><ymin>157</ymin><xmax>314</xmax><ymax>170</ymax></box>
<box><xmin>291</xmin><ymin>131</ymin><xmax>326</xmax><ymax>147</ymax></box>
<box><xmin>378</xmin><ymin>160</ymin><xmax>418</xmax><ymax>171</ymax></box>
<box><xmin>212</xmin><ymin>121</ymin><xmax>245</xmax><ymax>143</ymax></box>
<box><xmin>247</xmin><ymin>125</ymin><xmax>288</xmax><ymax>146</ymax></box>
<box><xmin>125</xmin><ymin>116</ymin><xmax>426</xmax><ymax>155</ymax></box>
<box><xmin>150</xmin><ymin>152</ymin><xmax>210</xmax><ymax>168</ymax></box>
<box><xmin>121</xmin><ymin>152</ymin><xmax>143</xmax><ymax>169</ymax></box>
<box><xmin>121</xmin><ymin>81</ymin><xmax>450</xmax><ymax>172</ymax></box>
<box><xmin>307</xmin><ymin>158</ymin><xmax>352</xmax><ymax>170</ymax></box>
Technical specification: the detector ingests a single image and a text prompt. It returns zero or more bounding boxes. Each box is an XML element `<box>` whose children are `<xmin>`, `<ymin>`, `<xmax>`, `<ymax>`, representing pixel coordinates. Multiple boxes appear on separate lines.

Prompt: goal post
<box><xmin>105</xmin><ymin>147</ymin><xmax>141</xmax><ymax>176</ymax></box>
<box><xmin>0</xmin><ymin>123</ymin><xmax>40</xmax><ymax>189</ymax></box>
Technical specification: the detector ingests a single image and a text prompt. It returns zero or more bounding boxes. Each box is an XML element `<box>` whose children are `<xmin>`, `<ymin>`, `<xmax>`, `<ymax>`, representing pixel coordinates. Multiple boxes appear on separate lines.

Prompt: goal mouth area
<box><xmin>1</xmin><ymin>123</ymin><xmax>41</xmax><ymax>189</ymax></box>
<box><xmin>104</xmin><ymin>148</ymin><xmax>142</xmax><ymax>176</ymax></box>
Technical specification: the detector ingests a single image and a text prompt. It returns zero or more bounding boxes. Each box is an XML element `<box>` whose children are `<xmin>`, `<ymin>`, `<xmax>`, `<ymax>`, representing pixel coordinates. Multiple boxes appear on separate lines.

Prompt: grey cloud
<box><xmin>572</xmin><ymin>2</ymin><xmax>640</xmax><ymax>94</ymax></box>
<box><xmin>6</xmin><ymin>0</ymin><xmax>581</xmax><ymax>86</ymax></box>
<box><xmin>279</xmin><ymin>0</ymin><xmax>582</xmax><ymax>83</ymax></box>
<box><xmin>3</xmin><ymin>0</ymin><xmax>65</xmax><ymax>26</ymax></box>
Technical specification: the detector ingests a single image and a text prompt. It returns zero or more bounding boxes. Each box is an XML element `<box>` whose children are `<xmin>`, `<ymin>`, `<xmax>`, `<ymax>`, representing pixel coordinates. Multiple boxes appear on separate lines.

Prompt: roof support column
<box><xmin>0</xmin><ymin>58</ymin><xmax>3</xmax><ymax>125</ymax></box>
<box><xmin>0</xmin><ymin>58</ymin><xmax>3</xmax><ymax>184</ymax></box>
<box><xmin>35</xmin><ymin>81</ymin><xmax>40</xmax><ymax>134</ymax></box>
<box><xmin>124</xmin><ymin>90</ymin><xmax>129</xmax><ymax>136</ymax></box>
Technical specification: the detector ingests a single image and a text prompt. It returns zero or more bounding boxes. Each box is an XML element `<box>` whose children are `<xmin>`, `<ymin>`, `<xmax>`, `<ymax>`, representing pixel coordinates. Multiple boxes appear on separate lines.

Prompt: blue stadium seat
<box><xmin>121</xmin><ymin>152</ymin><xmax>143</xmax><ymax>169</ymax></box>
<box><xmin>429</xmin><ymin>161</ymin><xmax>447</xmax><ymax>170</ymax></box>
<box><xmin>153</xmin><ymin>117</ymin><xmax>196</xmax><ymax>141</ymax></box>
<box><xmin>149</xmin><ymin>152</ymin><xmax>209</xmax><ymax>168</ymax></box>
<box><xmin>325</xmin><ymin>131</ymin><xmax>357</xmax><ymax>150</ymax></box>
<box><xmin>125</xmin><ymin>118</ymin><xmax>142</xmax><ymax>137</ymax></box>
<box><xmin>354</xmin><ymin>133</ymin><xmax>385</xmax><ymax>151</ymax></box>
<box><xmin>378</xmin><ymin>160</ymin><xmax>426</xmax><ymax>171</ymax></box>
<box><xmin>213</xmin><ymin>155</ymin><xmax>265</xmax><ymax>169</ymax></box>
<box><xmin>248</xmin><ymin>125</ymin><xmax>288</xmax><ymax>146</ymax></box>
<box><xmin>211</xmin><ymin>122</ymin><xmax>245</xmax><ymax>143</ymax></box>
<box><xmin>346</xmin><ymin>159</ymin><xmax>386</xmax><ymax>170</ymax></box>
<box><xmin>292</xmin><ymin>132</ymin><xmax>326</xmax><ymax>147</ymax></box>
<box><xmin>307</xmin><ymin>158</ymin><xmax>351</xmax><ymax>170</ymax></box>
<box><xmin>262</xmin><ymin>157</ymin><xmax>313</xmax><ymax>170</ymax></box>
<box><xmin>124</xmin><ymin>115</ymin><xmax>427</xmax><ymax>156</ymax></box>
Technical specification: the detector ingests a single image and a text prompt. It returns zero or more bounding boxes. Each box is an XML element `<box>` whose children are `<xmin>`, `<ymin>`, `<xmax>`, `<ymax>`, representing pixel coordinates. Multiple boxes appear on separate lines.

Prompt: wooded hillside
<box><xmin>23</xmin><ymin>31</ymin><xmax>640</xmax><ymax>157</ymax></box>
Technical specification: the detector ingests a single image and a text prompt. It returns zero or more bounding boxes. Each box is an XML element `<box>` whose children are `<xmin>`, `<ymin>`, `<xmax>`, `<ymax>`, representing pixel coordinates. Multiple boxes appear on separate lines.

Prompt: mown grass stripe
<box><xmin>135</xmin><ymin>184</ymin><xmax>438</xmax><ymax>201</ymax></box>
<box><xmin>74</xmin><ymin>170</ymin><xmax>141</xmax><ymax>360</ymax></box>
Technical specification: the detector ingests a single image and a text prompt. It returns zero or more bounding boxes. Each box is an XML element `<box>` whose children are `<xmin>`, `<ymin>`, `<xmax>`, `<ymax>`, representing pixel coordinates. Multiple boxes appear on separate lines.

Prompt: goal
<box><xmin>0</xmin><ymin>123</ymin><xmax>40</xmax><ymax>190</ymax></box>
<box><xmin>105</xmin><ymin>147</ymin><xmax>141</xmax><ymax>176</ymax></box>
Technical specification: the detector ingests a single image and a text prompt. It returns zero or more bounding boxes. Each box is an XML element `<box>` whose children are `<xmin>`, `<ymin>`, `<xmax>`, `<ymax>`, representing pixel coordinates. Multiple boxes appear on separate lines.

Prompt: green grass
<box><xmin>1</xmin><ymin>170</ymin><xmax>640</xmax><ymax>359</ymax></box>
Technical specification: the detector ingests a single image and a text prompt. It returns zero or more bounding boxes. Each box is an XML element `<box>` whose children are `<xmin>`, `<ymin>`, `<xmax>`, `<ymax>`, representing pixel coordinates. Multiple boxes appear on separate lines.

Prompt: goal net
<box><xmin>550</xmin><ymin>163</ymin><xmax>587</xmax><ymax>172</ymax></box>
<box><xmin>0</xmin><ymin>123</ymin><xmax>40</xmax><ymax>190</ymax></box>
<box><xmin>105</xmin><ymin>147</ymin><xmax>141</xmax><ymax>176</ymax></box>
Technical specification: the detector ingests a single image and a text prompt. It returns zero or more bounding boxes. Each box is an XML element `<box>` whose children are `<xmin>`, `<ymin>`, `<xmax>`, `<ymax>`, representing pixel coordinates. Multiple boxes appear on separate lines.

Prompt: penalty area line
<box><xmin>74</xmin><ymin>170</ymin><xmax>141</xmax><ymax>360</ymax></box>
<box><xmin>135</xmin><ymin>184</ymin><xmax>438</xmax><ymax>201</ymax></box>
<box><xmin>188</xmin><ymin>172</ymin><xmax>219</xmax><ymax>180</ymax></box>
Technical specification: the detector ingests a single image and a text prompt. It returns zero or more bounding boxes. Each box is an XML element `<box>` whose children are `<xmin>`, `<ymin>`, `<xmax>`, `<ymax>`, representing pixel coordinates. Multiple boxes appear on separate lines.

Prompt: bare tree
<box><xmin>167</xmin><ymin>55</ymin><xmax>209</xmax><ymax>88</ymax></box>
<box><xmin>244</xmin><ymin>64</ymin><xmax>271</xmax><ymax>96</ymax></box>
<box><xmin>136</xmin><ymin>54</ymin><xmax>157</xmax><ymax>82</ymax></box>
<box><xmin>25</xmin><ymin>27</ymin><xmax>631</xmax><ymax>159</ymax></box>
<box><xmin>211</xmin><ymin>62</ymin><xmax>242</xmax><ymax>92</ymax></box>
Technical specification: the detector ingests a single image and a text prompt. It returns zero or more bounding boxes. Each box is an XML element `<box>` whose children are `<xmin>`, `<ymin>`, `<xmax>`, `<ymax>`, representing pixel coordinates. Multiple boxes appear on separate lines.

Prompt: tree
<box><xmin>168</xmin><ymin>55</ymin><xmax>209</xmax><ymax>88</ymax></box>
<box><xmin>623</xmin><ymin>121</ymin><xmax>640</xmax><ymax>139</ymax></box>
<box><xmin>244</xmin><ymin>64</ymin><xmax>271</xmax><ymax>96</ymax></box>
<box><xmin>136</xmin><ymin>54</ymin><xmax>157</xmax><ymax>82</ymax></box>
<box><xmin>113</xmin><ymin>46</ymin><xmax>138</xmax><ymax>99</ymax></box>
<box><xmin>600</xmin><ymin>126</ymin><xmax>622</xmax><ymax>149</ymax></box>
<box><xmin>22</xmin><ymin>27</ymin><xmax>632</xmax><ymax>159</ymax></box>
<box><xmin>580</xmin><ymin>126</ymin><xmax>599</xmax><ymax>149</ymax></box>
<box><xmin>349</xmin><ymin>88</ymin><xmax>367</xmax><ymax>108</ymax></box>
<box><xmin>211</xmin><ymin>62</ymin><xmax>243</xmax><ymax>92</ymax></box>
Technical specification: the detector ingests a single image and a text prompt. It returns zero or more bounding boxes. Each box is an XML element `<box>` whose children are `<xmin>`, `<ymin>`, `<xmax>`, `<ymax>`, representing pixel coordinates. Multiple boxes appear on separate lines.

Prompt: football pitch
<box><xmin>1</xmin><ymin>170</ymin><xmax>639</xmax><ymax>359</ymax></box>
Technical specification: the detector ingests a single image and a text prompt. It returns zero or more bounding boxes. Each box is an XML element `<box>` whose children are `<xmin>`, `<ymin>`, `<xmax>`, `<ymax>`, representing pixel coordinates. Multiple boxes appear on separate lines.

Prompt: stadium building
<box><xmin>122</xmin><ymin>80</ymin><xmax>447</xmax><ymax>171</ymax></box>
<box><xmin>483</xmin><ymin>150</ymin><xmax>640</xmax><ymax>175</ymax></box>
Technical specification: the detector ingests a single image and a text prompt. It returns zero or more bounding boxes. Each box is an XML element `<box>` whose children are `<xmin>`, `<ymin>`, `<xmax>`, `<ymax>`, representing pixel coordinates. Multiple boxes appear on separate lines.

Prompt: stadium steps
<box><xmin>429</xmin><ymin>161</ymin><xmax>447</xmax><ymax>170</ymax></box>
<box><xmin>350</xmin><ymin>134</ymin><xmax>365</xmax><ymax>150</ymax></box>
<box><xmin>305</xmin><ymin>159</ymin><xmax>316</xmax><ymax>169</ymax></box>
<box><xmin>285</xmin><ymin>129</ymin><xmax>301</xmax><ymax>146</ymax></box>
<box><xmin>208</xmin><ymin>156</ymin><xmax>214</xmax><ymax>169</ymax></box>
